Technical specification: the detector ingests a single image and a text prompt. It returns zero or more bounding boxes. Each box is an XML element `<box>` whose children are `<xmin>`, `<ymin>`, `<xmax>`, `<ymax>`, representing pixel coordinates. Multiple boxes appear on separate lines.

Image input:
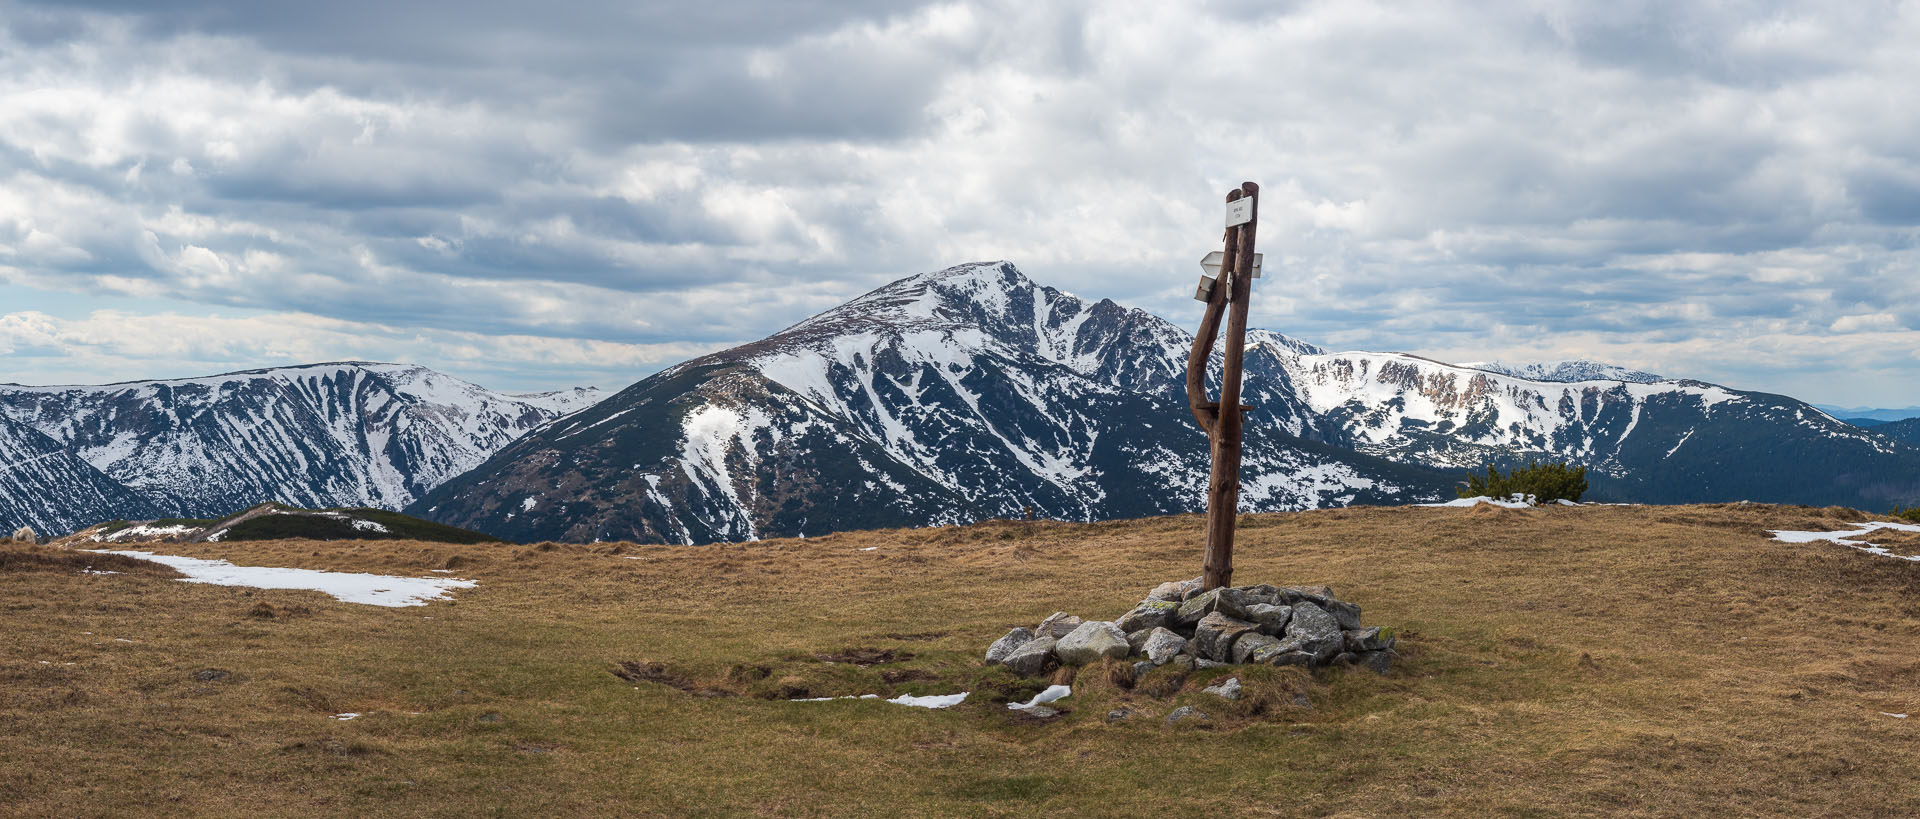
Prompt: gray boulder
<box><xmin>1140</xmin><ymin>627</ymin><xmax>1187</xmax><ymax>665</ymax></box>
<box><xmin>1165</xmin><ymin>705</ymin><xmax>1209</xmax><ymax>726</ymax></box>
<box><xmin>1055</xmin><ymin>621</ymin><xmax>1129</xmax><ymax>666</ymax></box>
<box><xmin>1148</xmin><ymin>578</ymin><xmax>1201</xmax><ymax>602</ymax></box>
<box><xmin>1114</xmin><ymin>599</ymin><xmax>1179</xmax><ymax>634</ymax></box>
<box><xmin>1132</xmin><ymin>660</ymin><xmax>1155</xmax><ymax>679</ymax></box>
<box><xmin>1201</xmin><ymin>677</ymin><xmax>1242</xmax><ymax>701</ymax></box>
<box><xmin>1284</xmin><ymin>602</ymin><xmax>1345</xmax><ymax>662</ymax></box>
<box><xmin>10</xmin><ymin>526</ymin><xmax>38</xmax><ymax>544</ymax></box>
<box><xmin>1237</xmin><ymin>584</ymin><xmax>1283</xmax><ymax>606</ymax></box>
<box><xmin>1035</xmin><ymin>612</ymin><xmax>1083</xmax><ymax>639</ymax></box>
<box><xmin>1175</xmin><ymin>587</ymin><xmax>1250</xmax><ymax>626</ymax></box>
<box><xmin>1343</xmin><ymin>626</ymin><xmax>1396</xmax><ymax>653</ymax></box>
<box><xmin>1003</xmin><ymin>636</ymin><xmax>1057</xmax><ymax>677</ymax></box>
<box><xmin>1253</xmin><ymin>640</ymin><xmax>1316</xmax><ymax>666</ymax></box>
<box><xmin>1230</xmin><ymin>633</ymin><xmax>1281</xmax><ymax>665</ymax></box>
<box><xmin>1324</xmin><ymin>599</ymin><xmax>1364</xmax><ymax>631</ymax></box>
<box><xmin>1245</xmin><ymin>603</ymin><xmax>1292</xmax><ymax>635</ymax></box>
<box><xmin>1191</xmin><ymin>612</ymin><xmax>1260</xmax><ymax>661</ymax></box>
<box><xmin>986</xmin><ymin>627</ymin><xmax>1037</xmax><ymax>665</ymax></box>
<box><xmin>1359</xmin><ymin>648</ymin><xmax>1397</xmax><ymax>675</ymax></box>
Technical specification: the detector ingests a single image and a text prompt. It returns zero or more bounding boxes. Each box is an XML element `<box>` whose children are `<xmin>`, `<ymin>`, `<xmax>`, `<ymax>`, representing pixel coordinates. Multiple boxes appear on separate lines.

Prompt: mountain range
<box><xmin>0</xmin><ymin>363</ymin><xmax>600</xmax><ymax>534</ymax></box>
<box><xmin>414</xmin><ymin>262</ymin><xmax>1920</xmax><ymax>543</ymax></box>
<box><xmin>6</xmin><ymin>262</ymin><xmax>1918</xmax><ymax>542</ymax></box>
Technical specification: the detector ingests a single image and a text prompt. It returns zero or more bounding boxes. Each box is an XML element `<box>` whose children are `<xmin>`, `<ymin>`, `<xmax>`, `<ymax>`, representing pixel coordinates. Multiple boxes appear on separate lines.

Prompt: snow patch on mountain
<box><xmin>1461</xmin><ymin>359</ymin><xmax>1663</xmax><ymax>384</ymax></box>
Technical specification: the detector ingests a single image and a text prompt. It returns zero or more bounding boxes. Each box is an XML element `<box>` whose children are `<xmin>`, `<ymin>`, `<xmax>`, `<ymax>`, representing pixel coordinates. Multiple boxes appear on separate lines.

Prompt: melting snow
<box><xmin>89</xmin><ymin>550</ymin><xmax>477</xmax><ymax>607</ymax></box>
<box><xmin>1768</xmin><ymin>521</ymin><xmax>1920</xmax><ymax>562</ymax></box>
<box><xmin>1008</xmin><ymin>684</ymin><xmax>1071</xmax><ymax>711</ymax></box>
<box><xmin>333</xmin><ymin>713</ymin><xmax>360</xmax><ymax>721</ymax></box>
<box><xmin>887</xmin><ymin>692</ymin><xmax>968</xmax><ymax>709</ymax></box>
<box><xmin>792</xmin><ymin>692</ymin><xmax>969</xmax><ymax>709</ymax></box>
<box><xmin>1418</xmin><ymin>495</ymin><xmax>1536</xmax><ymax>509</ymax></box>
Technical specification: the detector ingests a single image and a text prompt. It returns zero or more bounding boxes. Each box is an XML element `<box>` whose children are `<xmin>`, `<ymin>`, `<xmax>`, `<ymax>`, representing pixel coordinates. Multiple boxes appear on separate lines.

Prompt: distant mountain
<box><xmin>1874</xmin><ymin>418</ymin><xmax>1920</xmax><ymax>446</ymax></box>
<box><xmin>1459</xmin><ymin>359</ymin><xmax>1663</xmax><ymax>384</ymax></box>
<box><xmin>0</xmin><ymin>415</ymin><xmax>160</xmax><ymax>535</ymax></box>
<box><xmin>1844</xmin><ymin>418</ymin><xmax>1890</xmax><ymax>428</ymax></box>
<box><xmin>412</xmin><ymin>262</ymin><xmax>1452</xmax><ymax>544</ymax></box>
<box><xmin>1816</xmin><ymin>405</ymin><xmax>1920</xmax><ymax>424</ymax></box>
<box><xmin>415</xmin><ymin>261</ymin><xmax>1920</xmax><ymax>544</ymax></box>
<box><xmin>0</xmin><ymin>363</ymin><xmax>602</xmax><ymax>532</ymax></box>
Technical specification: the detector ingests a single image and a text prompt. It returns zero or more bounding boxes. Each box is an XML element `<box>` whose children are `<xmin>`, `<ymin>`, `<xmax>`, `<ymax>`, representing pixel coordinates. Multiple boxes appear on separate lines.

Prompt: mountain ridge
<box><xmin>412</xmin><ymin>261</ymin><xmax>1920</xmax><ymax>543</ymax></box>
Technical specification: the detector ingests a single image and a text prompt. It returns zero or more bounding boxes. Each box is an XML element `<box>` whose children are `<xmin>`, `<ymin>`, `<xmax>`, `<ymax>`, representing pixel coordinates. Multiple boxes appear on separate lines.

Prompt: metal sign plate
<box><xmin>1193</xmin><ymin>275</ymin><xmax>1216</xmax><ymax>302</ymax></box>
<box><xmin>1225</xmin><ymin>199</ymin><xmax>1253</xmax><ymax>227</ymax></box>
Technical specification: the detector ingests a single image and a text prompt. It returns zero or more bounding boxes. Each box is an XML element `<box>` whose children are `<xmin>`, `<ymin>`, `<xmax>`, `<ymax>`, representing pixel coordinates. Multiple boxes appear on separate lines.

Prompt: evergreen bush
<box><xmin>1460</xmin><ymin>460</ymin><xmax>1589</xmax><ymax>503</ymax></box>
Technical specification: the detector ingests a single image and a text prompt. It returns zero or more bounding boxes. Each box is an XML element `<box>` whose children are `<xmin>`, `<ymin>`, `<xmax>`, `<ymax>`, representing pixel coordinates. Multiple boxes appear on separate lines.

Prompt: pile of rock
<box><xmin>985</xmin><ymin>578</ymin><xmax>1397</xmax><ymax>677</ymax></box>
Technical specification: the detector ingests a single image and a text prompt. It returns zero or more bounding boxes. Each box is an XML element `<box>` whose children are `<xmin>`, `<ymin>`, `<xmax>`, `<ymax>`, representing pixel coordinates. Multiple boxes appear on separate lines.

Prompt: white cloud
<box><xmin>0</xmin><ymin>0</ymin><xmax>1917</xmax><ymax>404</ymax></box>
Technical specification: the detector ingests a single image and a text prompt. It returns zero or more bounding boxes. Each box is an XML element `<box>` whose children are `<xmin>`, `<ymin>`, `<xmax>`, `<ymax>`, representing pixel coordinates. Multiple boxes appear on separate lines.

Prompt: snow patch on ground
<box><xmin>1768</xmin><ymin>521</ymin><xmax>1920</xmax><ymax>562</ymax></box>
<box><xmin>793</xmin><ymin>692</ymin><xmax>969</xmax><ymax>709</ymax></box>
<box><xmin>1418</xmin><ymin>495</ymin><xmax>1536</xmax><ymax>509</ymax></box>
<box><xmin>1008</xmin><ymin>684</ymin><xmax>1071</xmax><ymax>711</ymax></box>
<box><xmin>90</xmin><ymin>550</ymin><xmax>477</xmax><ymax>606</ymax></box>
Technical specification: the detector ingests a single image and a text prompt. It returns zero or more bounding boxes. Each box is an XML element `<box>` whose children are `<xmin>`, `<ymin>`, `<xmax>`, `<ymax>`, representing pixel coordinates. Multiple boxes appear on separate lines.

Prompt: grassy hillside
<box><xmin>4</xmin><ymin>504</ymin><xmax>1920</xmax><ymax>816</ymax></box>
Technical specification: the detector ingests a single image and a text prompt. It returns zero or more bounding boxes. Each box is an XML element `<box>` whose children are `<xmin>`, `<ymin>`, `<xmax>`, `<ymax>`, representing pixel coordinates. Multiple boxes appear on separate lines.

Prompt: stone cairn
<box><xmin>985</xmin><ymin>577</ymin><xmax>1397</xmax><ymax>678</ymax></box>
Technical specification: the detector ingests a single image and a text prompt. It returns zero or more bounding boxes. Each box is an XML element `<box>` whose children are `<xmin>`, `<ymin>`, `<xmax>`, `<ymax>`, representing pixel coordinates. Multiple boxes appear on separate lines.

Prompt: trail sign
<box><xmin>1200</xmin><ymin>250</ymin><xmax>1262</xmax><ymax>279</ymax></box>
<box><xmin>1186</xmin><ymin>182</ymin><xmax>1260</xmax><ymax>591</ymax></box>
<box><xmin>1225</xmin><ymin>198</ymin><xmax>1253</xmax><ymax>228</ymax></box>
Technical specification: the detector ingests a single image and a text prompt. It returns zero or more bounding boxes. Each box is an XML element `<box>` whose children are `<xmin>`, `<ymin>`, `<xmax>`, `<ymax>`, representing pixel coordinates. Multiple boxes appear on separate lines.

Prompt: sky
<box><xmin>0</xmin><ymin>1</ymin><xmax>1916</xmax><ymax>406</ymax></box>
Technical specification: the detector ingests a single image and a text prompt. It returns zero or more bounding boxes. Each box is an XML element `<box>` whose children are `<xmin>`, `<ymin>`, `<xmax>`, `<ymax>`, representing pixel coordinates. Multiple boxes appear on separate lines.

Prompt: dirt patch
<box><xmin>817</xmin><ymin>648</ymin><xmax>912</xmax><ymax>666</ymax></box>
<box><xmin>878</xmin><ymin>669</ymin><xmax>937</xmax><ymax>685</ymax></box>
<box><xmin>610</xmin><ymin>661</ymin><xmax>697</xmax><ymax>691</ymax></box>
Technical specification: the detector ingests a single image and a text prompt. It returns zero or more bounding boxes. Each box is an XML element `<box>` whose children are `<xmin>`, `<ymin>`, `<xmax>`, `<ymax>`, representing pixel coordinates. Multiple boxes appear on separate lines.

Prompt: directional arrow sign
<box><xmin>1225</xmin><ymin>198</ymin><xmax>1253</xmax><ymax>227</ymax></box>
<box><xmin>1200</xmin><ymin>250</ymin><xmax>1263</xmax><ymax>279</ymax></box>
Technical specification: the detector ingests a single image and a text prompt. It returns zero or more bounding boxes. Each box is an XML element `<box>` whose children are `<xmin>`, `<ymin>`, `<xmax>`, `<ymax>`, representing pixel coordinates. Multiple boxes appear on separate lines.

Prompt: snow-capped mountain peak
<box><xmin>0</xmin><ymin>363</ymin><xmax>605</xmax><ymax>529</ymax></box>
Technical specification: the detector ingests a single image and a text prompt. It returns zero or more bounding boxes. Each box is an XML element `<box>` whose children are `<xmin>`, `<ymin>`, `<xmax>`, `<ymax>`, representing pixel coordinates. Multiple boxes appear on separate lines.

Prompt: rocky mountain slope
<box><xmin>0</xmin><ymin>363</ymin><xmax>601</xmax><ymax>531</ymax></box>
<box><xmin>0</xmin><ymin>415</ymin><xmax>161</xmax><ymax>535</ymax></box>
<box><xmin>412</xmin><ymin>262</ymin><xmax>1452</xmax><ymax>544</ymax></box>
<box><xmin>416</xmin><ymin>262</ymin><xmax>1920</xmax><ymax>544</ymax></box>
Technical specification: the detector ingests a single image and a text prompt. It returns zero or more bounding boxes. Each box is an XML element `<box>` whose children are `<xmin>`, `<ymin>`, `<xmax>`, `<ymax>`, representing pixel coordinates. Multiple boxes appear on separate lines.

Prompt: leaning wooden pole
<box><xmin>1191</xmin><ymin>182</ymin><xmax>1258</xmax><ymax>591</ymax></box>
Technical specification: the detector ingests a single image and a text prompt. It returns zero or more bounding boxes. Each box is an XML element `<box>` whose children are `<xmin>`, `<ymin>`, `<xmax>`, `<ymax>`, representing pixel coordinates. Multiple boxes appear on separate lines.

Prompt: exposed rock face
<box><xmin>990</xmin><ymin>580</ymin><xmax>1396</xmax><ymax>676</ymax></box>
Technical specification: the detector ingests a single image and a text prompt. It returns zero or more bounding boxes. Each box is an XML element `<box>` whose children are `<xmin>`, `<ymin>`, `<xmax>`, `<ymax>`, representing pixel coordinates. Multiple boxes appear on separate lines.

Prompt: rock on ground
<box><xmin>1140</xmin><ymin>627</ymin><xmax>1187</xmax><ymax>665</ymax></box>
<box><xmin>986</xmin><ymin>627</ymin><xmax>1037</xmax><ymax>665</ymax></box>
<box><xmin>1055</xmin><ymin>621</ymin><xmax>1129</xmax><ymax>666</ymax></box>
<box><xmin>1114</xmin><ymin>599</ymin><xmax>1178</xmax><ymax>633</ymax></box>
<box><xmin>1035</xmin><ymin>612</ymin><xmax>1083</xmax><ymax>639</ymax></box>
<box><xmin>1004</xmin><ymin>636</ymin><xmax>1057</xmax><ymax>677</ymax></box>
<box><xmin>1201</xmin><ymin>677</ymin><xmax>1242</xmax><ymax>701</ymax></box>
<box><xmin>1165</xmin><ymin>705</ymin><xmax>1210</xmax><ymax>726</ymax></box>
<box><xmin>1192</xmin><ymin>611</ymin><xmax>1260</xmax><ymax>661</ymax></box>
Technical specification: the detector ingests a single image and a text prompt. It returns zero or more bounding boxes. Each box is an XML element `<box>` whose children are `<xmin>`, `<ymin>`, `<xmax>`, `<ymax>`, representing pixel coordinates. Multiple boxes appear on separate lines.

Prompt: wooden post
<box><xmin>1187</xmin><ymin>182</ymin><xmax>1258</xmax><ymax>590</ymax></box>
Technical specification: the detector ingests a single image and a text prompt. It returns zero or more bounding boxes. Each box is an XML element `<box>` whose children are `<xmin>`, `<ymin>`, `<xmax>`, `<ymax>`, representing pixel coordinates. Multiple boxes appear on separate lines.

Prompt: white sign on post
<box><xmin>1199</xmin><ymin>251</ymin><xmax>1263</xmax><ymax>279</ymax></box>
<box><xmin>1224</xmin><ymin>198</ymin><xmax>1253</xmax><ymax>228</ymax></box>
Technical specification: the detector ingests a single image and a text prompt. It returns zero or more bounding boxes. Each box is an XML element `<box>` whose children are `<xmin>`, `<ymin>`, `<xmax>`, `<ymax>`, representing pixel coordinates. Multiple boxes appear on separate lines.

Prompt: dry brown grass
<box><xmin>4</xmin><ymin>503</ymin><xmax>1920</xmax><ymax>817</ymax></box>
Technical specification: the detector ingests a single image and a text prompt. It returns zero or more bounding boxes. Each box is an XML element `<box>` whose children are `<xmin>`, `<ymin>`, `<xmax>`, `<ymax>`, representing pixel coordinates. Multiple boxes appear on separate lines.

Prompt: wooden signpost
<box><xmin>1186</xmin><ymin>182</ymin><xmax>1259</xmax><ymax>591</ymax></box>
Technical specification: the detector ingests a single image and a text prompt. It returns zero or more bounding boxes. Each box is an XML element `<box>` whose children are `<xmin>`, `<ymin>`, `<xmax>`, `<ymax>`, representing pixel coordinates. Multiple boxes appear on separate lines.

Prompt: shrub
<box><xmin>1892</xmin><ymin>506</ymin><xmax>1920</xmax><ymax>524</ymax></box>
<box><xmin>1460</xmin><ymin>460</ymin><xmax>1588</xmax><ymax>504</ymax></box>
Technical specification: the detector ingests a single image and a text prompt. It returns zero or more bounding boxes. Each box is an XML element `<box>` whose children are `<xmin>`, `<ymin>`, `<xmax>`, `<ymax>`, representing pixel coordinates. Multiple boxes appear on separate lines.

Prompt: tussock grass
<box><xmin>4</xmin><ymin>503</ymin><xmax>1920</xmax><ymax>816</ymax></box>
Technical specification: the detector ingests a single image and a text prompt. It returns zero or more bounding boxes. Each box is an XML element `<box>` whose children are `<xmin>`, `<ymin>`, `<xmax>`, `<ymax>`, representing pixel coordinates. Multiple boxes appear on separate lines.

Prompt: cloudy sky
<box><xmin>1</xmin><ymin>1</ymin><xmax>1916</xmax><ymax>406</ymax></box>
